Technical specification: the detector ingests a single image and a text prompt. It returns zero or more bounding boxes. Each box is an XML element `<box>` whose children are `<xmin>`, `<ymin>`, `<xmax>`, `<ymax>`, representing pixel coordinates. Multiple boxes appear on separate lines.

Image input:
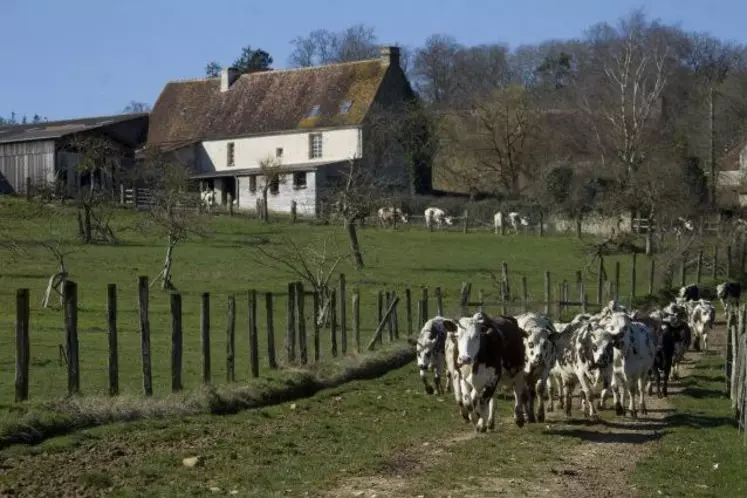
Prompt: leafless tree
<box><xmin>137</xmin><ymin>149</ymin><xmax>208</xmax><ymax>291</ymax></box>
<box><xmin>250</xmin><ymin>232</ymin><xmax>349</xmax><ymax>326</ymax></box>
<box><xmin>258</xmin><ymin>156</ymin><xmax>287</xmax><ymax>222</ymax></box>
<box><xmin>288</xmin><ymin>24</ymin><xmax>380</xmax><ymax>67</ymax></box>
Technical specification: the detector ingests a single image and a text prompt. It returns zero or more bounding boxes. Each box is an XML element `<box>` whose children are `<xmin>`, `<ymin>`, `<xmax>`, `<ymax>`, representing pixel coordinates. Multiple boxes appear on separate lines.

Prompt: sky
<box><xmin>2</xmin><ymin>0</ymin><xmax>747</xmax><ymax>122</ymax></box>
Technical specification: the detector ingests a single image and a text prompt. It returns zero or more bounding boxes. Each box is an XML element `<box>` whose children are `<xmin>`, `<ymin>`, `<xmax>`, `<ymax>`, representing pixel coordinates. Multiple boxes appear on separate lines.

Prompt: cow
<box><xmin>515</xmin><ymin>312</ymin><xmax>559</xmax><ymax>423</ymax></box>
<box><xmin>673</xmin><ymin>217</ymin><xmax>695</xmax><ymax>240</ymax></box>
<box><xmin>377</xmin><ymin>207</ymin><xmax>408</xmax><ymax>228</ymax></box>
<box><xmin>717</xmin><ymin>281</ymin><xmax>741</xmax><ymax>316</ymax></box>
<box><xmin>409</xmin><ymin>317</ymin><xmax>457</xmax><ymax>395</ymax></box>
<box><xmin>493</xmin><ymin>212</ymin><xmax>504</xmax><ymax>234</ymax></box>
<box><xmin>200</xmin><ymin>189</ymin><xmax>216</xmax><ymax>210</ymax></box>
<box><xmin>678</xmin><ymin>284</ymin><xmax>700</xmax><ymax>302</ymax></box>
<box><xmin>444</xmin><ymin>325</ymin><xmax>471</xmax><ymax>422</ymax></box>
<box><xmin>593</xmin><ymin>312</ymin><xmax>656</xmax><ymax>418</ymax></box>
<box><xmin>507</xmin><ymin>212</ymin><xmax>529</xmax><ymax>233</ymax></box>
<box><xmin>450</xmin><ymin>312</ymin><xmax>529</xmax><ymax>432</ymax></box>
<box><xmin>424</xmin><ymin>207</ymin><xmax>454</xmax><ymax>231</ymax></box>
<box><xmin>689</xmin><ymin>299</ymin><xmax>716</xmax><ymax>353</ymax></box>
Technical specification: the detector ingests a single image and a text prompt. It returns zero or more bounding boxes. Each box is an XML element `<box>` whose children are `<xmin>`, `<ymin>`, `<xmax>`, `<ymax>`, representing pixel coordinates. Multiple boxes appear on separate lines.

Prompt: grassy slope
<box><xmin>631</xmin><ymin>354</ymin><xmax>747</xmax><ymax>498</ymax></box>
<box><xmin>0</xmin><ymin>197</ymin><xmax>650</xmax><ymax>403</ymax></box>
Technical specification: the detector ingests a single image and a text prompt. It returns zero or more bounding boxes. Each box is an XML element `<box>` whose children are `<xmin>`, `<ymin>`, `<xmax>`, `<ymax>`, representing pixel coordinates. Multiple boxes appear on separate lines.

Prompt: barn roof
<box><xmin>0</xmin><ymin>113</ymin><xmax>149</xmax><ymax>145</ymax></box>
<box><xmin>146</xmin><ymin>55</ymin><xmax>395</xmax><ymax>146</ymax></box>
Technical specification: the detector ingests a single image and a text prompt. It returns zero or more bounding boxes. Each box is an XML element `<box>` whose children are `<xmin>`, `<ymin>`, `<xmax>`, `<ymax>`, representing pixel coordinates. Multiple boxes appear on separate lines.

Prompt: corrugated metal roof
<box><xmin>0</xmin><ymin>112</ymin><xmax>149</xmax><ymax>144</ymax></box>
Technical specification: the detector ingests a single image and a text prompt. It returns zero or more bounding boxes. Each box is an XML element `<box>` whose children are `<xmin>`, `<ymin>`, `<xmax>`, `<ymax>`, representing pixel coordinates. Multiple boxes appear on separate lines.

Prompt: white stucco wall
<box><xmin>196</xmin><ymin>127</ymin><xmax>362</xmax><ymax>172</ymax></box>
<box><xmin>236</xmin><ymin>169</ymin><xmax>319</xmax><ymax>216</ymax></box>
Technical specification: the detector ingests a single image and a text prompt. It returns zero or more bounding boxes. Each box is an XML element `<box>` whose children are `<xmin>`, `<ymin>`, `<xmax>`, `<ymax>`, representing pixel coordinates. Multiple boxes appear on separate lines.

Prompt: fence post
<box><xmin>312</xmin><ymin>291</ymin><xmax>321</xmax><ymax>362</ymax></box>
<box><xmin>62</xmin><ymin>280</ymin><xmax>80</xmax><ymax>395</ymax></box>
<box><xmin>501</xmin><ymin>281</ymin><xmax>508</xmax><ymax>316</ymax></box>
<box><xmin>522</xmin><ymin>276</ymin><xmax>528</xmax><ymax>313</ymax></box>
<box><xmin>386</xmin><ymin>291</ymin><xmax>394</xmax><ymax>341</ymax></box>
<box><xmin>286</xmin><ymin>282</ymin><xmax>297</xmax><ymax>363</ymax></box>
<box><xmin>502</xmin><ymin>262</ymin><xmax>510</xmax><ymax>300</ymax></box>
<box><xmin>291</xmin><ymin>200</ymin><xmax>297</xmax><ymax>223</ymax></box>
<box><xmin>579</xmin><ymin>282</ymin><xmax>587</xmax><ymax>314</ymax></box>
<box><xmin>227</xmin><ymin>193</ymin><xmax>234</xmax><ymax>216</ymax></box>
<box><xmin>405</xmin><ymin>288</ymin><xmax>413</xmax><ymax>335</ymax></box>
<box><xmin>463</xmin><ymin>209</ymin><xmax>469</xmax><ymax>234</ymax></box>
<box><xmin>435</xmin><ymin>287</ymin><xmax>444</xmax><ymax>316</ymax></box>
<box><xmin>544</xmin><ymin>271</ymin><xmax>551</xmax><ymax>315</ymax></box>
<box><xmin>119</xmin><ymin>183</ymin><xmax>125</xmax><ymax>204</ymax></box>
<box><xmin>680</xmin><ymin>254</ymin><xmax>687</xmax><ymax>288</ymax></box>
<box><xmin>353</xmin><ymin>289</ymin><xmax>361</xmax><ymax>353</ymax></box>
<box><xmin>597</xmin><ymin>256</ymin><xmax>605</xmax><ymax>305</ymax></box>
<box><xmin>226</xmin><ymin>295</ymin><xmax>236</xmax><ymax>383</ymax></box>
<box><xmin>377</xmin><ymin>290</ymin><xmax>384</xmax><ymax>342</ymax></box>
<box><xmin>15</xmin><ymin>289</ymin><xmax>30</xmax><ymax>402</ymax></box>
<box><xmin>630</xmin><ymin>253</ymin><xmax>637</xmax><ymax>308</ymax></box>
<box><xmin>614</xmin><ymin>262</ymin><xmax>621</xmax><ymax>302</ymax></box>
<box><xmin>296</xmin><ymin>282</ymin><xmax>308</xmax><ymax>364</ymax></box>
<box><xmin>696</xmin><ymin>250</ymin><xmax>703</xmax><ymax>284</ymax></box>
<box><xmin>367</xmin><ymin>296</ymin><xmax>400</xmax><ymax>350</ymax></box>
<box><xmin>106</xmin><ymin>284</ymin><xmax>118</xmax><ymax>396</ymax></box>
<box><xmin>137</xmin><ymin>276</ymin><xmax>152</xmax><ymax>396</ymax></box>
<box><xmin>459</xmin><ymin>282</ymin><xmax>471</xmax><ymax>317</ymax></box>
<box><xmin>391</xmin><ymin>291</ymin><xmax>400</xmax><ymax>339</ymax></box>
<box><xmin>339</xmin><ymin>274</ymin><xmax>347</xmax><ymax>355</ymax></box>
<box><xmin>727</xmin><ymin>245</ymin><xmax>732</xmax><ymax>279</ymax></box>
<box><xmin>330</xmin><ymin>288</ymin><xmax>338</xmax><ymax>357</ymax></box>
<box><xmin>201</xmin><ymin>292</ymin><xmax>211</xmax><ymax>384</ymax></box>
<box><xmin>649</xmin><ymin>257</ymin><xmax>655</xmax><ymax>295</ymax></box>
<box><xmin>421</xmin><ymin>287</ymin><xmax>429</xmax><ymax>322</ymax></box>
<box><xmin>726</xmin><ymin>310</ymin><xmax>735</xmax><ymax>393</ymax></box>
<box><xmin>539</xmin><ymin>210</ymin><xmax>544</xmax><ymax>238</ymax></box>
<box><xmin>713</xmin><ymin>246</ymin><xmax>718</xmax><ymax>280</ymax></box>
<box><xmin>132</xmin><ymin>186</ymin><xmax>139</xmax><ymax>207</ymax></box>
<box><xmin>266</xmin><ymin>292</ymin><xmax>278</xmax><ymax>368</ymax></box>
<box><xmin>249</xmin><ymin>290</ymin><xmax>260</xmax><ymax>377</ymax></box>
<box><xmin>170</xmin><ymin>292</ymin><xmax>183</xmax><ymax>393</ymax></box>
<box><xmin>417</xmin><ymin>298</ymin><xmax>425</xmax><ymax>332</ymax></box>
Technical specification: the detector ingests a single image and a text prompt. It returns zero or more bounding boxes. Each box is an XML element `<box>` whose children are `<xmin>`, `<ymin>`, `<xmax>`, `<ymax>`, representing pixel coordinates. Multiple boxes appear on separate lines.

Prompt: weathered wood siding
<box><xmin>0</xmin><ymin>140</ymin><xmax>55</xmax><ymax>194</ymax></box>
<box><xmin>236</xmin><ymin>169</ymin><xmax>319</xmax><ymax>216</ymax></box>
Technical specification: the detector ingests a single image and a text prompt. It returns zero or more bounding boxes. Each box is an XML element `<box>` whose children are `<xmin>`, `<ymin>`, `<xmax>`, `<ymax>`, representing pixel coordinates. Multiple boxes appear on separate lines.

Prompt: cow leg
<box><xmin>563</xmin><ymin>380</ymin><xmax>574</xmax><ymax>417</ymax></box>
<box><xmin>420</xmin><ymin>369</ymin><xmax>434</xmax><ymax>395</ymax></box>
<box><xmin>662</xmin><ymin>358</ymin><xmax>671</xmax><ymax>398</ymax></box>
<box><xmin>703</xmin><ymin>332</ymin><xmax>709</xmax><ymax>353</ymax></box>
<box><xmin>638</xmin><ymin>376</ymin><xmax>648</xmax><ymax>415</ymax></box>
<box><xmin>512</xmin><ymin>378</ymin><xmax>527</xmax><ymax>428</ymax></box>
<box><xmin>597</xmin><ymin>375</ymin><xmax>611</xmax><ymax>411</ymax></box>
<box><xmin>536</xmin><ymin>375</ymin><xmax>548</xmax><ymax>423</ymax></box>
<box><xmin>611</xmin><ymin>374</ymin><xmax>625</xmax><ymax>416</ymax></box>
<box><xmin>546</xmin><ymin>375</ymin><xmax>554</xmax><ymax>412</ymax></box>
<box><xmin>626</xmin><ymin>378</ymin><xmax>638</xmax><ymax>419</ymax></box>
<box><xmin>524</xmin><ymin>383</ymin><xmax>537</xmax><ymax>424</ymax></box>
<box><xmin>557</xmin><ymin>377</ymin><xmax>566</xmax><ymax>410</ymax></box>
<box><xmin>476</xmin><ymin>380</ymin><xmax>499</xmax><ymax>433</ymax></box>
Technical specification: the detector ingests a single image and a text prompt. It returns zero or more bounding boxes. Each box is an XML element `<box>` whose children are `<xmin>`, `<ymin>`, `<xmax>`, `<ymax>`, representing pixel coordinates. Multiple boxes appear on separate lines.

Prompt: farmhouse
<box><xmin>146</xmin><ymin>46</ymin><xmax>426</xmax><ymax>216</ymax></box>
<box><xmin>0</xmin><ymin>113</ymin><xmax>149</xmax><ymax>195</ymax></box>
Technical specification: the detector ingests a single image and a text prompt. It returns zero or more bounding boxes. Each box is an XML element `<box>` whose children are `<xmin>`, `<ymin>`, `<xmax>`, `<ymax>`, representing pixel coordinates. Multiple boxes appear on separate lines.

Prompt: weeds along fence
<box><xmin>725</xmin><ymin>306</ymin><xmax>747</xmax><ymax>440</ymax></box>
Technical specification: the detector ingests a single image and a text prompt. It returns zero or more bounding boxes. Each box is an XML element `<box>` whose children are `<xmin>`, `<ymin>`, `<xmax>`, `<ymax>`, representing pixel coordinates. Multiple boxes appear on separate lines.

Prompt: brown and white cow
<box><xmin>450</xmin><ymin>312</ymin><xmax>529</xmax><ymax>432</ymax></box>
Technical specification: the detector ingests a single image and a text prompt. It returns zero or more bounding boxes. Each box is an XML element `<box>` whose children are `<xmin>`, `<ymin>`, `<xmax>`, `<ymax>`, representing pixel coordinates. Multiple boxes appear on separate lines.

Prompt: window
<box><xmin>269</xmin><ymin>175</ymin><xmax>280</xmax><ymax>195</ymax></box>
<box><xmin>227</xmin><ymin>142</ymin><xmax>235</xmax><ymax>167</ymax></box>
<box><xmin>293</xmin><ymin>171</ymin><xmax>307</xmax><ymax>189</ymax></box>
<box><xmin>276</xmin><ymin>147</ymin><xmax>283</xmax><ymax>158</ymax></box>
<box><xmin>339</xmin><ymin>100</ymin><xmax>352</xmax><ymax>114</ymax></box>
<box><xmin>309</xmin><ymin>133</ymin><xmax>323</xmax><ymax>159</ymax></box>
<box><xmin>249</xmin><ymin>175</ymin><xmax>257</xmax><ymax>192</ymax></box>
<box><xmin>306</xmin><ymin>105</ymin><xmax>321</xmax><ymax>118</ymax></box>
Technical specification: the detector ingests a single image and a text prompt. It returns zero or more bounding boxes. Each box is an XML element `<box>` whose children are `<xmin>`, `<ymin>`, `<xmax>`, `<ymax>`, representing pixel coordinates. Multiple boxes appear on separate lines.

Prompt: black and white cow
<box><xmin>678</xmin><ymin>284</ymin><xmax>700</xmax><ymax>302</ymax></box>
<box><xmin>688</xmin><ymin>299</ymin><xmax>715</xmax><ymax>353</ymax></box>
<box><xmin>450</xmin><ymin>312</ymin><xmax>529</xmax><ymax>432</ymax></box>
<box><xmin>410</xmin><ymin>316</ymin><xmax>458</xmax><ymax>395</ymax></box>
<box><xmin>661</xmin><ymin>302</ymin><xmax>692</xmax><ymax>380</ymax></box>
<box><xmin>515</xmin><ymin>311</ymin><xmax>559</xmax><ymax>423</ymax></box>
<box><xmin>717</xmin><ymin>281</ymin><xmax>741</xmax><ymax>316</ymax></box>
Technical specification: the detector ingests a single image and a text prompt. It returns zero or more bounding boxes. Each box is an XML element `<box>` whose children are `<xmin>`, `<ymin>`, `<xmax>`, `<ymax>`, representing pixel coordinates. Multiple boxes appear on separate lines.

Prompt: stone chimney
<box><xmin>380</xmin><ymin>46</ymin><xmax>400</xmax><ymax>68</ymax></box>
<box><xmin>220</xmin><ymin>67</ymin><xmax>239</xmax><ymax>92</ymax></box>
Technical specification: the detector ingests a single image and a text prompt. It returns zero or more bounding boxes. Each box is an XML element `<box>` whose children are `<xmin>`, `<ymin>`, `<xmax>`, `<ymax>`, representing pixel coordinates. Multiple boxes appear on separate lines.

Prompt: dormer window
<box><xmin>306</xmin><ymin>105</ymin><xmax>321</xmax><ymax>118</ymax></box>
<box><xmin>339</xmin><ymin>101</ymin><xmax>352</xmax><ymax>114</ymax></box>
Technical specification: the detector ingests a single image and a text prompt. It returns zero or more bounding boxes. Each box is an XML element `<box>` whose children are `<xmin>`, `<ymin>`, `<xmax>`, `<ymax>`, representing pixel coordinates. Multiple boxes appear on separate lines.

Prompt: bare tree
<box><xmin>258</xmin><ymin>156</ymin><xmax>287</xmax><ymax>222</ymax></box>
<box><xmin>137</xmin><ymin>150</ymin><xmax>207</xmax><ymax>291</ymax></box>
<box><xmin>288</xmin><ymin>24</ymin><xmax>379</xmax><ymax>67</ymax></box>
<box><xmin>250</xmin><ymin>232</ymin><xmax>349</xmax><ymax>326</ymax></box>
<box><xmin>122</xmin><ymin>101</ymin><xmax>151</xmax><ymax>113</ymax></box>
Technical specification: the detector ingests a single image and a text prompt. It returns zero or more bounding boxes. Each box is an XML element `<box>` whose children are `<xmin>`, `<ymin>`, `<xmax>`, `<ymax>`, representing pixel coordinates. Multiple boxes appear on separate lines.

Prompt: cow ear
<box><xmin>442</xmin><ymin>319</ymin><xmax>458</xmax><ymax>332</ymax></box>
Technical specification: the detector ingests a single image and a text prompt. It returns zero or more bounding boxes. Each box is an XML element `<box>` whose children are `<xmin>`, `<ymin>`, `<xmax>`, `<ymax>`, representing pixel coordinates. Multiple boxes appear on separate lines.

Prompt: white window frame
<box><xmin>309</xmin><ymin>133</ymin><xmax>323</xmax><ymax>159</ymax></box>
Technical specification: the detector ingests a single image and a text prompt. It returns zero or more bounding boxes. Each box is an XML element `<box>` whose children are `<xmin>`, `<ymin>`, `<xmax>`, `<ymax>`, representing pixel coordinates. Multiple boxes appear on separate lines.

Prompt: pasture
<box><xmin>0</xmin><ymin>197</ymin><xmax>663</xmax><ymax>404</ymax></box>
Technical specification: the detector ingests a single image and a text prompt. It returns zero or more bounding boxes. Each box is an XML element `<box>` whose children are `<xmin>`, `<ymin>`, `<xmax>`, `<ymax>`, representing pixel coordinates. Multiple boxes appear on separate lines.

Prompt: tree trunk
<box><xmin>575</xmin><ymin>216</ymin><xmax>582</xmax><ymax>239</ymax></box>
<box><xmin>262</xmin><ymin>188</ymin><xmax>269</xmax><ymax>222</ymax></box>
<box><xmin>345</xmin><ymin>219</ymin><xmax>364</xmax><ymax>270</ymax></box>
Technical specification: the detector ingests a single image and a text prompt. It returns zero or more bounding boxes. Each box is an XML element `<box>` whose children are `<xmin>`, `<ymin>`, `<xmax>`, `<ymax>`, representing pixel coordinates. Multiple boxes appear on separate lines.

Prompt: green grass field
<box><xmin>0</xmin><ymin>197</ymin><xmax>656</xmax><ymax>404</ymax></box>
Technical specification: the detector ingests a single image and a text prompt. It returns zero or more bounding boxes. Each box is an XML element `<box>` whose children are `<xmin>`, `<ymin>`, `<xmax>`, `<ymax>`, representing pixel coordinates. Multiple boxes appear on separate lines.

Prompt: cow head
<box><xmin>589</xmin><ymin>312</ymin><xmax>629</xmax><ymax>369</ymax></box>
<box><xmin>692</xmin><ymin>302</ymin><xmax>715</xmax><ymax>332</ymax></box>
<box><xmin>522</xmin><ymin>327</ymin><xmax>557</xmax><ymax>374</ymax></box>
<box><xmin>455</xmin><ymin>312</ymin><xmax>492</xmax><ymax>367</ymax></box>
<box><xmin>663</xmin><ymin>302</ymin><xmax>688</xmax><ymax>328</ymax></box>
<box><xmin>444</xmin><ymin>216</ymin><xmax>454</xmax><ymax>226</ymax></box>
<box><xmin>415</xmin><ymin>318</ymin><xmax>457</xmax><ymax>371</ymax></box>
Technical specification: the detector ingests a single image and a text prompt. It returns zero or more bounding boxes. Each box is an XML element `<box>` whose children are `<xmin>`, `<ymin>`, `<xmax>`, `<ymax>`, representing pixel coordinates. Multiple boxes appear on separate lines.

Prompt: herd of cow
<box><xmin>410</xmin><ymin>281</ymin><xmax>742</xmax><ymax>433</ymax></box>
<box><xmin>377</xmin><ymin>206</ymin><xmax>530</xmax><ymax>233</ymax></box>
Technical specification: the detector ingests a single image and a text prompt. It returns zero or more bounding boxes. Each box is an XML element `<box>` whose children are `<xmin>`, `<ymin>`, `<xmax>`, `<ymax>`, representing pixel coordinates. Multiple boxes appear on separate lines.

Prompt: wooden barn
<box><xmin>0</xmin><ymin>113</ymin><xmax>149</xmax><ymax>195</ymax></box>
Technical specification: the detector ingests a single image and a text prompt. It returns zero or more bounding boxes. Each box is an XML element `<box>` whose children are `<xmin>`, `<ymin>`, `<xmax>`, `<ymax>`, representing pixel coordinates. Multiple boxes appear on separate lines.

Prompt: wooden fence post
<box><xmin>463</xmin><ymin>209</ymin><xmax>469</xmax><ymax>233</ymax></box>
<box><xmin>680</xmin><ymin>254</ymin><xmax>687</xmax><ymax>288</ymax></box>
<box><xmin>353</xmin><ymin>289</ymin><xmax>361</xmax><ymax>353</ymax></box>
<box><xmin>226</xmin><ymin>295</ymin><xmax>236</xmax><ymax>383</ymax></box>
<box><xmin>137</xmin><ymin>276</ymin><xmax>152</xmax><ymax>397</ymax></box>
<box><xmin>201</xmin><ymin>292</ymin><xmax>211</xmax><ymax>384</ymax></box>
<box><xmin>544</xmin><ymin>271</ymin><xmax>551</xmax><ymax>315</ymax></box>
<box><xmin>170</xmin><ymin>292</ymin><xmax>183</xmax><ymax>393</ymax></box>
<box><xmin>696</xmin><ymin>250</ymin><xmax>703</xmax><ymax>284</ymax></box>
<box><xmin>539</xmin><ymin>210</ymin><xmax>544</xmax><ymax>238</ymax></box>
<box><xmin>501</xmin><ymin>281</ymin><xmax>508</xmax><ymax>315</ymax></box>
<box><xmin>726</xmin><ymin>310</ymin><xmax>735</xmax><ymax>393</ymax></box>
<box><xmin>502</xmin><ymin>262</ymin><xmax>510</xmax><ymax>301</ymax></box>
<box><xmin>459</xmin><ymin>282</ymin><xmax>471</xmax><ymax>316</ymax></box>
<box><xmin>597</xmin><ymin>256</ymin><xmax>605</xmax><ymax>304</ymax></box>
<box><xmin>107</xmin><ymin>284</ymin><xmax>119</xmax><ymax>396</ymax></box>
<box><xmin>14</xmin><ymin>289</ymin><xmax>30</xmax><ymax>402</ymax></box>
<box><xmin>286</xmin><ymin>283</ymin><xmax>297</xmax><ymax>363</ymax></box>
<box><xmin>579</xmin><ymin>282</ymin><xmax>587</xmax><ymax>314</ymax></box>
<box><xmin>290</xmin><ymin>200</ymin><xmax>297</xmax><ymax>223</ymax></box>
<box><xmin>713</xmin><ymin>246</ymin><xmax>718</xmax><ymax>280</ymax></box>
<box><xmin>377</xmin><ymin>290</ymin><xmax>384</xmax><ymax>341</ymax></box>
<box><xmin>339</xmin><ymin>274</ymin><xmax>347</xmax><ymax>355</ymax></box>
<box><xmin>391</xmin><ymin>291</ymin><xmax>400</xmax><ymax>339</ymax></box>
<box><xmin>132</xmin><ymin>186</ymin><xmax>139</xmax><ymax>207</ymax></box>
<box><xmin>227</xmin><ymin>193</ymin><xmax>234</xmax><ymax>216</ymax></box>
<box><xmin>385</xmin><ymin>291</ymin><xmax>394</xmax><ymax>341</ymax></box>
<box><xmin>614</xmin><ymin>262</ymin><xmax>621</xmax><ymax>301</ymax></box>
<box><xmin>266</xmin><ymin>292</ymin><xmax>278</xmax><ymax>368</ymax></box>
<box><xmin>421</xmin><ymin>287</ymin><xmax>429</xmax><ymax>322</ymax></box>
<box><xmin>63</xmin><ymin>280</ymin><xmax>80</xmax><ymax>395</ymax></box>
<box><xmin>649</xmin><ymin>257</ymin><xmax>655</xmax><ymax>295</ymax></box>
<box><xmin>630</xmin><ymin>253</ymin><xmax>637</xmax><ymax>308</ymax></box>
<box><xmin>521</xmin><ymin>276</ymin><xmax>528</xmax><ymax>313</ymax></box>
<box><xmin>330</xmin><ymin>288</ymin><xmax>338</xmax><ymax>357</ymax></box>
<box><xmin>405</xmin><ymin>288</ymin><xmax>413</xmax><ymax>335</ymax></box>
<box><xmin>367</xmin><ymin>296</ymin><xmax>400</xmax><ymax>350</ymax></box>
<box><xmin>435</xmin><ymin>287</ymin><xmax>444</xmax><ymax>316</ymax></box>
<box><xmin>296</xmin><ymin>282</ymin><xmax>308</xmax><ymax>364</ymax></box>
<box><xmin>312</xmin><ymin>291</ymin><xmax>321</xmax><ymax>362</ymax></box>
<box><xmin>248</xmin><ymin>290</ymin><xmax>260</xmax><ymax>377</ymax></box>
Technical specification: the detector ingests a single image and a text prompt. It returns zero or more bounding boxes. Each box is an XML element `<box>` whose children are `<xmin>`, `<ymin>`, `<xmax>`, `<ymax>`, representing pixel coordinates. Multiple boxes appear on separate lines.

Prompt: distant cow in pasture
<box><xmin>716</xmin><ymin>281</ymin><xmax>741</xmax><ymax>316</ymax></box>
<box><xmin>200</xmin><ymin>189</ymin><xmax>216</xmax><ymax>210</ymax></box>
<box><xmin>507</xmin><ymin>212</ymin><xmax>529</xmax><ymax>233</ymax></box>
<box><xmin>673</xmin><ymin>217</ymin><xmax>695</xmax><ymax>240</ymax></box>
<box><xmin>377</xmin><ymin>207</ymin><xmax>408</xmax><ymax>228</ymax></box>
<box><xmin>424</xmin><ymin>207</ymin><xmax>454</xmax><ymax>230</ymax></box>
<box><xmin>493</xmin><ymin>212</ymin><xmax>504</xmax><ymax>234</ymax></box>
